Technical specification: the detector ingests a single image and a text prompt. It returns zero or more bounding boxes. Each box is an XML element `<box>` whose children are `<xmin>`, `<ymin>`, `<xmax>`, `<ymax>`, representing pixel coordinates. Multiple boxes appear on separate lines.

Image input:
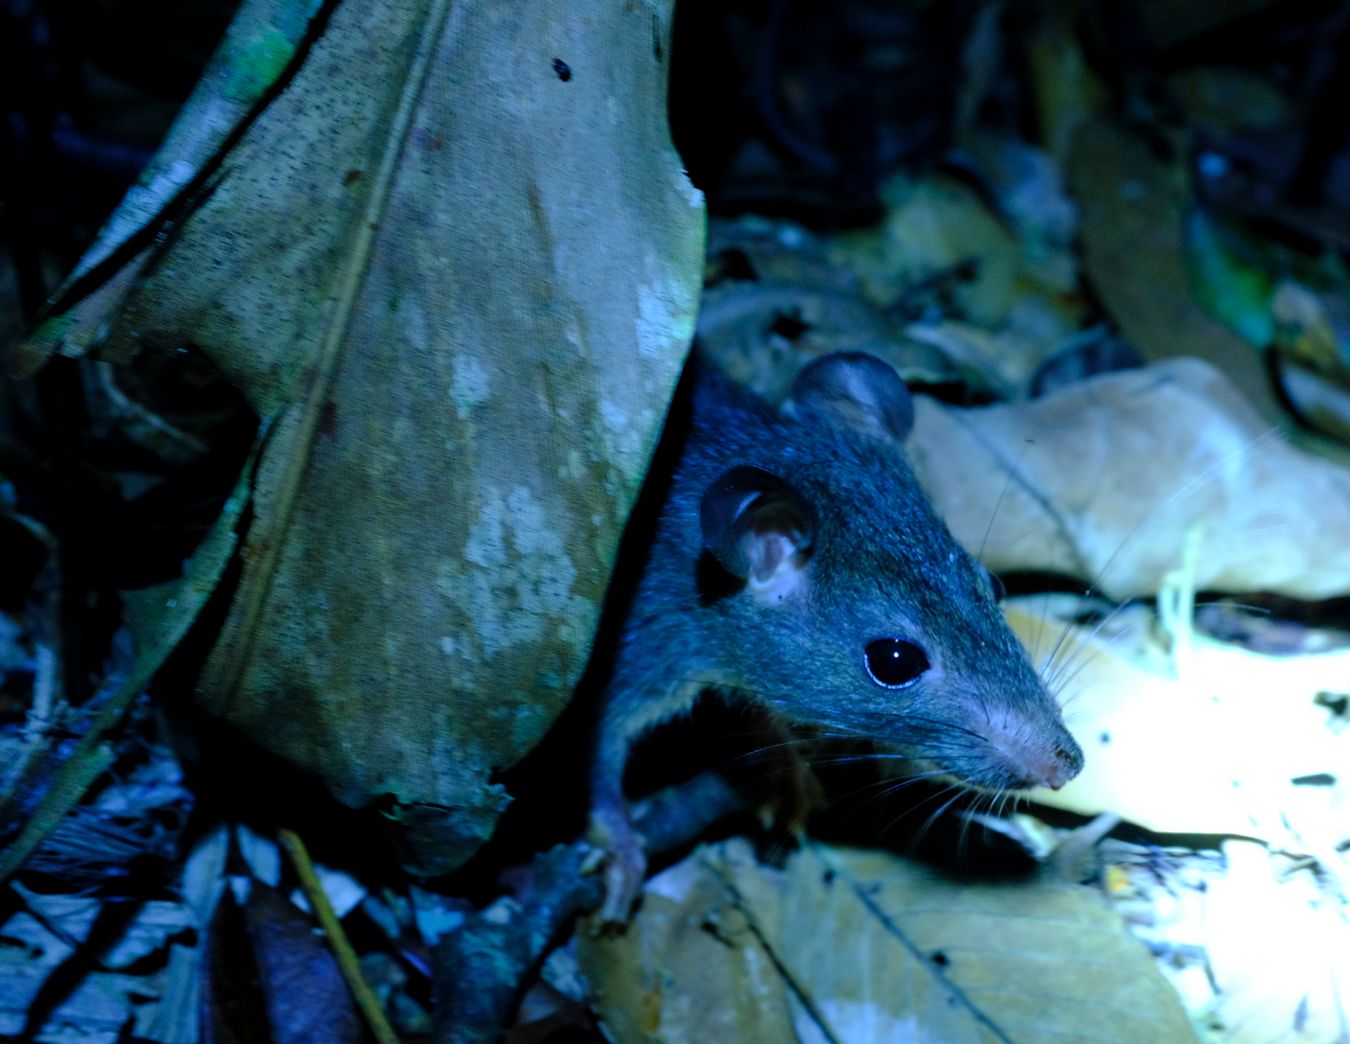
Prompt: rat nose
<box><xmin>1035</xmin><ymin>741</ymin><xmax>1084</xmax><ymax>790</ymax></box>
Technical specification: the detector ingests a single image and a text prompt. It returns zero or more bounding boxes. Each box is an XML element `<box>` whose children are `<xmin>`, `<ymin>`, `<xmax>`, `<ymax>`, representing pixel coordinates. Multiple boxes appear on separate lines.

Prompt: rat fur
<box><xmin>590</xmin><ymin>350</ymin><xmax>1084</xmax><ymax>922</ymax></box>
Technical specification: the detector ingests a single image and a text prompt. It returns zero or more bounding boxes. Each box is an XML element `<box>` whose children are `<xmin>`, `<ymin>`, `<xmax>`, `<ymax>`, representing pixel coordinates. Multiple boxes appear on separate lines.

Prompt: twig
<box><xmin>278</xmin><ymin>827</ymin><xmax>401</xmax><ymax>1044</ymax></box>
<box><xmin>432</xmin><ymin>774</ymin><xmax>747</xmax><ymax>1044</ymax></box>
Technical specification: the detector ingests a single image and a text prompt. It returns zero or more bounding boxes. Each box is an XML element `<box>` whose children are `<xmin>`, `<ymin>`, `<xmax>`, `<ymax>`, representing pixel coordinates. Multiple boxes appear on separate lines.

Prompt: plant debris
<box><xmin>3</xmin><ymin>0</ymin><xmax>1350</xmax><ymax>1040</ymax></box>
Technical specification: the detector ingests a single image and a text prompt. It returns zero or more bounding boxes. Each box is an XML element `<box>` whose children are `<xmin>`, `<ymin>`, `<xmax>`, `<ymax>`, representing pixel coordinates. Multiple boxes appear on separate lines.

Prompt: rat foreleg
<box><xmin>588</xmin><ymin>676</ymin><xmax>711</xmax><ymax>924</ymax></box>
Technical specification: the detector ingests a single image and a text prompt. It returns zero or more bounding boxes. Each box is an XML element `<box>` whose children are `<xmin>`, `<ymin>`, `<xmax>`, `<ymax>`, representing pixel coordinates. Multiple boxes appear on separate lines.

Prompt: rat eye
<box><xmin>864</xmin><ymin>638</ymin><xmax>929</xmax><ymax>688</ymax></box>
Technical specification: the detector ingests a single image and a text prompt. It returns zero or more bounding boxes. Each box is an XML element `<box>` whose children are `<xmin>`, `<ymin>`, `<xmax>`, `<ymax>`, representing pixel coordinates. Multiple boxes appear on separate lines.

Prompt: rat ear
<box><xmin>700</xmin><ymin>465</ymin><xmax>816</xmax><ymax>600</ymax></box>
<box><xmin>783</xmin><ymin>352</ymin><xmax>914</xmax><ymax>443</ymax></box>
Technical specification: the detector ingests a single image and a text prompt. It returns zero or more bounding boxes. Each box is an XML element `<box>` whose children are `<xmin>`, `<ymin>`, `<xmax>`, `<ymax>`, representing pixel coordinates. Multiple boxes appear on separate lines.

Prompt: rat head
<box><xmin>697</xmin><ymin>353</ymin><xmax>1083</xmax><ymax>794</ymax></box>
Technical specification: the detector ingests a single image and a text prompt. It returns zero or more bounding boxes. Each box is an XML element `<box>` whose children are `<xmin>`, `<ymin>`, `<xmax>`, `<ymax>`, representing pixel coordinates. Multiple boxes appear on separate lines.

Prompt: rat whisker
<box><xmin>977</xmin><ymin>464</ymin><xmax>1016</xmax><ymax>565</ymax></box>
<box><xmin>806</xmin><ymin>752</ymin><xmax>895</xmax><ymax>768</ymax></box>
<box><xmin>1042</xmin><ymin>598</ymin><xmax>1144</xmax><ymax>687</ymax></box>
<box><xmin>904</xmin><ymin>786</ymin><xmax>967</xmax><ymax>852</ymax></box>
<box><xmin>817</xmin><ymin>770</ymin><xmax>951</xmax><ymax>820</ymax></box>
<box><xmin>895</xmin><ymin>714</ymin><xmax>990</xmax><ymax>744</ymax></box>
<box><xmin>1164</xmin><ymin>424</ymin><xmax>1283</xmax><ymax>509</ymax></box>
<box><xmin>1035</xmin><ymin>428</ymin><xmax>1281</xmax><ymax>684</ymax></box>
<box><xmin>956</xmin><ymin>797</ymin><xmax>984</xmax><ymax>859</ymax></box>
<box><xmin>1199</xmin><ymin>598</ymin><xmax>1271</xmax><ymax>617</ymax></box>
<box><xmin>1043</xmin><ymin>611</ymin><xmax>1148</xmax><ymax>705</ymax></box>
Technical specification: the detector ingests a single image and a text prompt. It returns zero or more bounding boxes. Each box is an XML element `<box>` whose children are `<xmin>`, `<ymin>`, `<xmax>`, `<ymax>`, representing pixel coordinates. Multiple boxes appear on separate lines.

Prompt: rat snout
<box><xmin>1025</xmin><ymin>721</ymin><xmax>1086</xmax><ymax>789</ymax></box>
<box><xmin>982</xmin><ymin>716</ymin><xmax>1085</xmax><ymax>792</ymax></box>
<box><xmin>1029</xmin><ymin>739</ymin><xmax>1084</xmax><ymax>790</ymax></box>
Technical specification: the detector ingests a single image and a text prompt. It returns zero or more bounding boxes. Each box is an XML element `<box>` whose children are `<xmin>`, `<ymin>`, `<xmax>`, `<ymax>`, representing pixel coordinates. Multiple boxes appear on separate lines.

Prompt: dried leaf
<box><xmin>578</xmin><ymin>856</ymin><xmax>796</xmax><ymax>1041</ymax></box>
<box><xmin>0</xmin><ymin>885</ymin><xmax>194</xmax><ymax>1040</ymax></box>
<box><xmin>203</xmin><ymin>884</ymin><xmax>362</xmax><ymax>1044</ymax></box>
<box><xmin>22</xmin><ymin>0</ymin><xmax>704</xmax><ymax>874</ymax></box>
<box><xmin>1272</xmin><ymin>279</ymin><xmax>1350</xmax><ymax>441</ymax></box>
<box><xmin>829</xmin><ymin>175</ymin><xmax>1020</xmax><ymax>325</ymax></box>
<box><xmin>906</xmin><ymin>358</ymin><xmax>1350</xmax><ymax>601</ymax></box>
<box><xmin>1277</xmin><ymin>362</ymin><xmax>1350</xmax><ymax>444</ymax></box>
<box><xmin>1069</xmin><ymin>118</ymin><xmax>1285</xmax><ymax>423</ymax></box>
<box><xmin>962</xmin><ymin>134</ymin><xmax>1081</xmax><ymax>295</ymax></box>
<box><xmin>579</xmin><ymin>840</ymin><xmax>1195</xmax><ymax>1043</ymax></box>
<box><xmin>15</xmin><ymin>0</ymin><xmax>328</xmax><ymax>372</ymax></box>
<box><xmin>1007</xmin><ymin>603</ymin><xmax>1350</xmax><ymax>842</ymax></box>
<box><xmin>1203</xmin><ymin>841</ymin><xmax>1350</xmax><ymax>1042</ymax></box>
<box><xmin>1272</xmin><ymin>280</ymin><xmax>1344</xmax><ymax>371</ymax></box>
<box><xmin>1024</xmin><ymin>4</ymin><xmax>1103</xmax><ymax>167</ymax></box>
<box><xmin>245</xmin><ymin>885</ymin><xmax>362</xmax><ymax>1044</ymax></box>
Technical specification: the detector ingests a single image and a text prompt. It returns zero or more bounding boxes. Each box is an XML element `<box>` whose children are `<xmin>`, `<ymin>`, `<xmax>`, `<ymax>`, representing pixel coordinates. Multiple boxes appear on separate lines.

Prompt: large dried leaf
<box><xmin>0</xmin><ymin>885</ymin><xmax>195</xmax><ymax>1040</ymax></box>
<box><xmin>19</xmin><ymin>0</ymin><xmax>705</xmax><ymax>873</ymax></box>
<box><xmin>905</xmin><ymin>358</ymin><xmax>1350</xmax><ymax>601</ymax></box>
<box><xmin>1069</xmin><ymin>118</ymin><xmax>1284</xmax><ymax>423</ymax></box>
<box><xmin>578</xmin><ymin>839</ymin><xmax>1195</xmax><ymax>1043</ymax></box>
<box><xmin>15</xmin><ymin>0</ymin><xmax>327</xmax><ymax>373</ymax></box>
<box><xmin>203</xmin><ymin>885</ymin><xmax>362</xmax><ymax>1044</ymax></box>
<box><xmin>1202</xmin><ymin>840</ymin><xmax>1350</xmax><ymax>1042</ymax></box>
<box><xmin>1008</xmin><ymin>603</ymin><xmax>1350</xmax><ymax>844</ymax></box>
<box><xmin>829</xmin><ymin>175</ymin><xmax>1020</xmax><ymax>325</ymax></box>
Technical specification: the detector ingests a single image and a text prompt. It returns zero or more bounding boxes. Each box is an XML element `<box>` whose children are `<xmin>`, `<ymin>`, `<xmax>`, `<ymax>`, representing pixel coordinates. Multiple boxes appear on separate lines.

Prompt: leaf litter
<box><xmin>579</xmin><ymin>838</ymin><xmax>1193</xmax><ymax>1043</ymax></box>
<box><xmin>3</xmin><ymin>0</ymin><xmax>1350</xmax><ymax>1040</ymax></box>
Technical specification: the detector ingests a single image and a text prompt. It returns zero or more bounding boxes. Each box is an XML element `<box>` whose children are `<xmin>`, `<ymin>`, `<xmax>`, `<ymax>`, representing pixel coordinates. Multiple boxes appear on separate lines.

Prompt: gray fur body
<box><xmin>591</xmin><ymin>351</ymin><xmax>1083</xmax><ymax>921</ymax></box>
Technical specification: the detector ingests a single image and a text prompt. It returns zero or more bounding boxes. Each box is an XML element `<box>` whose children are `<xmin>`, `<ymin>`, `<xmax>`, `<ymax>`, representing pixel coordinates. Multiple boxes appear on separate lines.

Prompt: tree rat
<box><xmin>590</xmin><ymin>350</ymin><xmax>1084</xmax><ymax>922</ymax></box>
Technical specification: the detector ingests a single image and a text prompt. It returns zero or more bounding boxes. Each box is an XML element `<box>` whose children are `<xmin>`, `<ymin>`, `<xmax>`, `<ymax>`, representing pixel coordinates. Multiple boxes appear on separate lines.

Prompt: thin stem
<box><xmin>279</xmin><ymin>827</ymin><xmax>401</xmax><ymax>1044</ymax></box>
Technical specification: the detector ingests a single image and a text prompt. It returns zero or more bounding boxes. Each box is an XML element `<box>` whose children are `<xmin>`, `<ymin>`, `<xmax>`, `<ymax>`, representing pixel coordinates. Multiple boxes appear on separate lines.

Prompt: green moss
<box><xmin>1185</xmin><ymin>207</ymin><xmax>1275</xmax><ymax>348</ymax></box>
<box><xmin>220</xmin><ymin>28</ymin><xmax>297</xmax><ymax>103</ymax></box>
<box><xmin>30</xmin><ymin>311</ymin><xmax>77</xmax><ymax>350</ymax></box>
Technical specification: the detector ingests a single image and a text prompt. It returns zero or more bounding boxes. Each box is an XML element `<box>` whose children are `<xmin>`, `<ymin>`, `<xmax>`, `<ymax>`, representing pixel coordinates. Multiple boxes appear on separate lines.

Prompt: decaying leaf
<box><xmin>19</xmin><ymin>0</ymin><xmax>705</xmax><ymax>875</ymax></box>
<box><xmin>1007</xmin><ymin>602</ymin><xmax>1350</xmax><ymax>842</ymax></box>
<box><xmin>1202</xmin><ymin>840</ymin><xmax>1350</xmax><ymax>1042</ymax></box>
<box><xmin>0</xmin><ymin>884</ymin><xmax>196</xmax><ymax>1040</ymax></box>
<box><xmin>14</xmin><ymin>0</ymin><xmax>328</xmax><ymax>373</ymax></box>
<box><xmin>1069</xmin><ymin>118</ymin><xmax>1285</xmax><ymax>423</ymax></box>
<box><xmin>1023</xmin><ymin>1</ymin><xmax>1103</xmax><ymax>168</ymax></box>
<box><xmin>578</xmin><ymin>839</ymin><xmax>1196</xmax><ymax>1043</ymax></box>
<box><xmin>577</xmin><ymin>854</ymin><xmax>796</xmax><ymax>1042</ymax></box>
<box><xmin>1271</xmin><ymin>279</ymin><xmax>1350</xmax><ymax>442</ymax></box>
<box><xmin>697</xmin><ymin>218</ymin><xmax>980</xmax><ymax>396</ymax></box>
<box><xmin>905</xmin><ymin>357</ymin><xmax>1350</xmax><ymax>601</ymax></box>
<box><xmin>1277</xmin><ymin>362</ymin><xmax>1350</xmax><ymax>444</ymax></box>
<box><xmin>829</xmin><ymin>174</ymin><xmax>1020</xmax><ymax>326</ymax></box>
<box><xmin>204</xmin><ymin>884</ymin><xmax>363</xmax><ymax>1044</ymax></box>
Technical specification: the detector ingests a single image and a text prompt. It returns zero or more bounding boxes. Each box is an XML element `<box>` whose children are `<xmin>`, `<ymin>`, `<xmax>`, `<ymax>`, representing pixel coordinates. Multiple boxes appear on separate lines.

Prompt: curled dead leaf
<box><xmin>908</xmin><ymin>358</ymin><xmax>1350</xmax><ymax>601</ymax></box>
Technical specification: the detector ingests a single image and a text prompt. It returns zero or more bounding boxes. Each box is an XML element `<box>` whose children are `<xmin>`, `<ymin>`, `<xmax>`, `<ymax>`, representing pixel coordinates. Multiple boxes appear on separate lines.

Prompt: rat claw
<box><xmin>598</xmin><ymin>836</ymin><xmax>646</xmax><ymax>926</ymax></box>
<box><xmin>753</xmin><ymin>736</ymin><xmax>825</xmax><ymax>841</ymax></box>
<box><xmin>579</xmin><ymin>844</ymin><xmax>607</xmax><ymax>875</ymax></box>
<box><xmin>587</xmin><ymin>818</ymin><xmax>648</xmax><ymax>930</ymax></box>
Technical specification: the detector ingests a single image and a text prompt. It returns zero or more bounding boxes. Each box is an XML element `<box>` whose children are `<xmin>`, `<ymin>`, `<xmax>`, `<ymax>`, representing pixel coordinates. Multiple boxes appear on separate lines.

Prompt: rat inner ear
<box><xmin>700</xmin><ymin>465</ymin><xmax>816</xmax><ymax>596</ymax></box>
<box><xmin>783</xmin><ymin>351</ymin><xmax>914</xmax><ymax>444</ymax></box>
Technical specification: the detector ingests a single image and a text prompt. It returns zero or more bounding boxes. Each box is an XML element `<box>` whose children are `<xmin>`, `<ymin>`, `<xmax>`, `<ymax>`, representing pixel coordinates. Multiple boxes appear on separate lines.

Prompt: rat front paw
<box><xmin>754</xmin><ymin>740</ymin><xmax>826</xmax><ymax>837</ymax></box>
<box><xmin>598</xmin><ymin>835</ymin><xmax>647</xmax><ymax>926</ymax></box>
<box><xmin>588</xmin><ymin>809</ymin><xmax>648</xmax><ymax>928</ymax></box>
